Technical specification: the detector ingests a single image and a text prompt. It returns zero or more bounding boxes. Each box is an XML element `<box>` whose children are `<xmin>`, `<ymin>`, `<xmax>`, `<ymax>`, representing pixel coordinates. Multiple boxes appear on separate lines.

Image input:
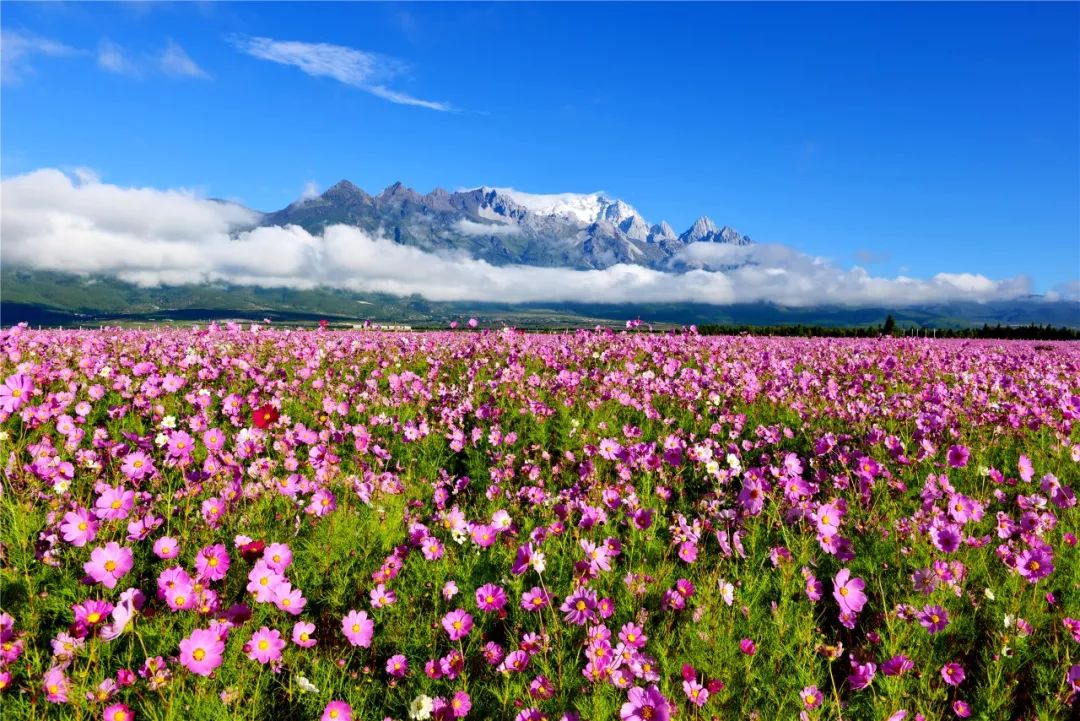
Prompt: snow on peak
<box><xmin>482</xmin><ymin>187</ymin><xmax>647</xmax><ymax>227</ymax></box>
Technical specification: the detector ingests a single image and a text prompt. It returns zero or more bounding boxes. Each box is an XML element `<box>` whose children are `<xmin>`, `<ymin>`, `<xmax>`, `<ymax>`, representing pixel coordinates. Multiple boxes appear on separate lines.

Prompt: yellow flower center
<box><xmin>352</xmin><ymin>624</ymin><xmax>360</xmax><ymax>633</ymax></box>
<box><xmin>78</xmin><ymin>522</ymin><xmax>88</xmax><ymax>531</ymax></box>
<box><xmin>193</xmin><ymin>648</ymin><xmax>206</xmax><ymax>661</ymax></box>
<box><xmin>104</xmin><ymin>560</ymin><xmax>117</xmax><ymax>572</ymax></box>
<box><xmin>111</xmin><ymin>500</ymin><xmax>122</xmax><ymax>509</ymax></box>
<box><xmin>839</xmin><ymin>587</ymin><xmax>849</xmax><ymax>597</ymax></box>
<box><xmin>258</xmin><ymin>640</ymin><xmax>269</xmax><ymax>651</ymax></box>
<box><xmin>87</xmin><ymin>612</ymin><xmax>101</xmax><ymax>623</ymax></box>
<box><xmin>11</xmin><ymin>389</ymin><xmax>21</xmax><ymax>398</ymax></box>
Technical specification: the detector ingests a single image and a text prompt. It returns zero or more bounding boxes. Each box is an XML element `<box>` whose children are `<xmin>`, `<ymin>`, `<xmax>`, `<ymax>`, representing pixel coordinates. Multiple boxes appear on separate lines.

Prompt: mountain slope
<box><xmin>261</xmin><ymin>181</ymin><xmax>753</xmax><ymax>270</ymax></box>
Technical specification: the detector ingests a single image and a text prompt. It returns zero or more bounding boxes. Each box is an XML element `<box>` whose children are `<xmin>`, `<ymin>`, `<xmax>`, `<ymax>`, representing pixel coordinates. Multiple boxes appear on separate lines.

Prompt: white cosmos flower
<box><xmin>408</xmin><ymin>694</ymin><xmax>434</xmax><ymax>720</ymax></box>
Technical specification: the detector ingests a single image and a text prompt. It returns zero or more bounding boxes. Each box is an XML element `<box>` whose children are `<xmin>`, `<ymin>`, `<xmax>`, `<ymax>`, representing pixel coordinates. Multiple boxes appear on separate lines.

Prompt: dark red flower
<box><xmin>239</xmin><ymin>539</ymin><xmax>266</xmax><ymax>562</ymax></box>
<box><xmin>707</xmin><ymin>679</ymin><xmax>725</xmax><ymax>694</ymax></box>
<box><xmin>252</xmin><ymin>404</ymin><xmax>279</xmax><ymax>429</ymax></box>
<box><xmin>681</xmin><ymin>664</ymin><xmax>697</xmax><ymax>682</ymax></box>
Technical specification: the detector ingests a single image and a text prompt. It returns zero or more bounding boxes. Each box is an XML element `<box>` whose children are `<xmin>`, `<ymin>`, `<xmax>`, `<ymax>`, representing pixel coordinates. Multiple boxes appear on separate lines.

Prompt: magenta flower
<box><xmin>847</xmin><ymin>657</ymin><xmax>877</xmax><ymax>691</ymax></box>
<box><xmin>103</xmin><ymin>702</ymin><xmax>133</xmax><ymax>721</ymax></box>
<box><xmin>292</xmin><ymin>621</ymin><xmax>317</xmax><ymax>648</ymax></box>
<box><xmin>442</xmin><ymin>609</ymin><xmax>473</xmax><ymax>641</ymax></box>
<box><xmin>683</xmin><ymin>678</ymin><xmax>708</xmax><ymax>706</ymax></box>
<box><xmin>1016</xmin><ymin>547</ymin><xmax>1053</xmax><ymax>583</ymax></box>
<box><xmin>475</xmin><ymin>583</ymin><xmax>507</xmax><ymax>612</ymax></box>
<box><xmin>72</xmin><ymin>599</ymin><xmax>114</xmax><ymax>635</ymax></box>
<box><xmin>833</xmin><ymin>568</ymin><xmax>867</xmax><ymax>614</ymax></box>
<box><xmin>386</xmin><ymin>653</ymin><xmax>408</xmax><ymax>677</ymax></box>
<box><xmin>42</xmin><ymin>665</ymin><xmax>69</xmax><ymax>703</ymax></box>
<box><xmin>561</xmin><ymin>587</ymin><xmax>598</xmax><ymax>626</ymax></box>
<box><xmin>739</xmin><ymin>638</ymin><xmax>757</xmax><ymax>655</ymax></box>
<box><xmin>152</xmin><ymin>536</ymin><xmax>180</xmax><ymax>560</ymax></box>
<box><xmin>917</xmin><ymin>604</ymin><xmax>949</xmax><ymax>634</ymax></box>
<box><xmin>322</xmin><ymin>701</ymin><xmax>352</xmax><ymax>721</ymax></box>
<box><xmin>263</xmin><ymin>543</ymin><xmax>293</xmax><ymax>573</ymax></box>
<box><xmin>179</xmin><ymin>628</ymin><xmax>225</xmax><ymax>676</ymax></box>
<box><xmin>451</xmin><ymin>690</ymin><xmax>471</xmax><ymax>718</ymax></box>
<box><xmin>946</xmin><ymin>445</ymin><xmax>970</xmax><ymax>468</ymax></box>
<box><xmin>94</xmin><ymin>485</ymin><xmax>135</xmax><ymax>521</ymax></box>
<box><xmin>342</xmin><ymin>609</ymin><xmax>374</xmax><ymax>648</ymax></box>
<box><xmin>941</xmin><ymin>662</ymin><xmax>965</xmax><ymax>686</ymax></box>
<box><xmin>0</xmin><ymin>373</ymin><xmax>33</xmax><ymax>412</ymax></box>
<box><xmin>247</xmin><ymin>627</ymin><xmax>285</xmax><ymax>664</ymax></box>
<box><xmin>620</xmin><ymin>684</ymin><xmax>670</xmax><ymax>721</ymax></box>
<box><xmin>60</xmin><ymin>507</ymin><xmax>98</xmax><ymax>547</ymax></box>
<box><xmin>192</xmin><ymin>544</ymin><xmax>227</xmax><ymax>582</ymax></box>
<box><xmin>800</xmin><ymin>686</ymin><xmax>823</xmax><ymax>709</ymax></box>
<box><xmin>120</xmin><ymin>452</ymin><xmax>154</xmax><ymax>481</ymax></box>
<box><xmin>952</xmin><ymin>700</ymin><xmax>972</xmax><ymax>718</ymax></box>
<box><xmin>84</xmin><ymin>543</ymin><xmax>134</xmax><ymax>589</ymax></box>
<box><xmin>1018</xmin><ymin>455</ymin><xmax>1034</xmax><ymax>482</ymax></box>
<box><xmin>203</xmin><ymin>428</ymin><xmax>226</xmax><ymax>452</ymax></box>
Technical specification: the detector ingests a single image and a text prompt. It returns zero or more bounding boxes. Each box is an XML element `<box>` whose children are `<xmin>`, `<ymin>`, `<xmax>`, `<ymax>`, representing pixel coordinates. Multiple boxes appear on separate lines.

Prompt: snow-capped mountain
<box><xmin>261</xmin><ymin>180</ymin><xmax>754</xmax><ymax>270</ymax></box>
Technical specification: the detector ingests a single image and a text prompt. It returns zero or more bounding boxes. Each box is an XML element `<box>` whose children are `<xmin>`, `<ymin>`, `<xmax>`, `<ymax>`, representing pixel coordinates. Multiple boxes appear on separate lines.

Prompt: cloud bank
<box><xmin>230</xmin><ymin>35</ymin><xmax>453</xmax><ymax>111</ymax></box>
<box><xmin>0</xmin><ymin>169</ymin><xmax>1045</xmax><ymax>308</ymax></box>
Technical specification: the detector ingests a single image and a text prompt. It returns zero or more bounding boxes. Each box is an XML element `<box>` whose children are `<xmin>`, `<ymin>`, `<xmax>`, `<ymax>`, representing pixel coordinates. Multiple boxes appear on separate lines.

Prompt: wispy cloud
<box><xmin>159</xmin><ymin>40</ymin><xmax>210</xmax><ymax>79</ymax></box>
<box><xmin>97</xmin><ymin>38</ymin><xmax>141</xmax><ymax>77</ymax></box>
<box><xmin>229</xmin><ymin>35</ymin><xmax>454</xmax><ymax>111</ymax></box>
<box><xmin>0</xmin><ymin>169</ymin><xmax>1040</xmax><ymax>309</ymax></box>
<box><xmin>0</xmin><ymin>30</ymin><xmax>77</xmax><ymax>85</ymax></box>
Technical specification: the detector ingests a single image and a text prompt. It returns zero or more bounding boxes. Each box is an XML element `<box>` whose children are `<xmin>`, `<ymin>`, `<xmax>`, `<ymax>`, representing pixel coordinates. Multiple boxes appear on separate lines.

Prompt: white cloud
<box><xmin>98</xmin><ymin>39</ymin><xmax>140</xmax><ymax>77</ymax></box>
<box><xmin>159</xmin><ymin>40</ymin><xmax>209</xmax><ymax>79</ymax></box>
<box><xmin>453</xmin><ymin>218</ymin><xmax>522</xmax><ymax>237</ymax></box>
<box><xmin>299</xmin><ymin>181</ymin><xmax>321</xmax><ymax>201</ymax></box>
<box><xmin>0</xmin><ymin>169</ymin><xmax>1039</xmax><ymax>308</ymax></box>
<box><xmin>230</xmin><ymin>35</ymin><xmax>453</xmax><ymax>111</ymax></box>
<box><xmin>1</xmin><ymin>30</ymin><xmax>76</xmax><ymax>85</ymax></box>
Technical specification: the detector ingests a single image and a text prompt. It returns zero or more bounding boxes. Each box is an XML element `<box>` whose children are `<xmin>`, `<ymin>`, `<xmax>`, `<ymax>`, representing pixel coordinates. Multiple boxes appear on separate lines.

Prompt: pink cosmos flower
<box><xmin>1018</xmin><ymin>455</ymin><xmax>1034</xmax><ymax>482</ymax></box>
<box><xmin>952</xmin><ymin>700</ymin><xmax>972</xmax><ymax>718</ymax></box>
<box><xmin>620</xmin><ymin>684</ymin><xmax>670</xmax><ymax>721</ymax></box>
<box><xmin>917</xmin><ymin>604</ymin><xmax>949</xmax><ymax>634</ymax></box>
<box><xmin>196</xmin><ymin>544</ymin><xmax>230</xmax><ymax>581</ymax></box>
<box><xmin>263</xmin><ymin>543</ymin><xmax>293</xmax><ymax>573</ymax></box>
<box><xmin>451</xmin><ymin>690</ymin><xmax>471</xmax><ymax>718</ymax></box>
<box><xmin>941</xmin><ymin>662</ymin><xmax>965</xmax><ymax>686</ymax></box>
<box><xmin>103</xmin><ymin>703</ymin><xmax>133</xmax><ymax>721</ymax></box>
<box><xmin>475</xmin><ymin>583</ymin><xmax>507</xmax><ymax>612</ymax></box>
<box><xmin>292</xmin><ymin>621</ymin><xmax>317</xmax><ymax>648</ymax></box>
<box><xmin>0</xmin><ymin>373</ymin><xmax>33</xmax><ymax>412</ymax></box>
<box><xmin>322</xmin><ymin>701</ymin><xmax>352</xmax><ymax>721</ymax></box>
<box><xmin>800</xmin><ymin>686</ymin><xmax>822</xmax><ymax>709</ymax></box>
<box><xmin>247</xmin><ymin>627</ymin><xmax>285</xmax><ymax>664</ymax></box>
<box><xmin>60</xmin><ymin>507</ymin><xmax>98</xmax><ymax>547</ymax></box>
<box><xmin>521</xmin><ymin>587</ymin><xmax>551</xmax><ymax>612</ymax></box>
<box><xmin>179</xmin><ymin>628</ymin><xmax>225</xmax><ymax>676</ymax></box>
<box><xmin>386</xmin><ymin>654</ymin><xmax>408</xmax><ymax>677</ymax></box>
<box><xmin>43</xmin><ymin>665</ymin><xmax>69</xmax><ymax>703</ymax></box>
<box><xmin>342</xmin><ymin>609</ymin><xmax>374</xmax><ymax>648</ymax></box>
<box><xmin>202</xmin><ymin>428</ymin><xmax>225</xmax><ymax>453</ymax></box>
<box><xmin>442</xmin><ymin>609</ymin><xmax>473</xmax><ymax>641</ymax></box>
<box><xmin>120</xmin><ymin>452</ymin><xmax>154</xmax><ymax>481</ymax></box>
<box><xmin>95</xmin><ymin>486</ymin><xmax>135</xmax><ymax>521</ymax></box>
<box><xmin>739</xmin><ymin>638</ymin><xmax>757</xmax><ymax>655</ymax></box>
<box><xmin>152</xmin><ymin>536</ymin><xmax>180</xmax><ymax>560</ymax></box>
<box><xmin>247</xmin><ymin>560</ymin><xmax>286</xmax><ymax>602</ymax></box>
<box><xmin>683</xmin><ymin>679</ymin><xmax>708</xmax><ymax>707</ymax></box>
<box><xmin>946</xmin><ymin>445</ymin><xmax>970</xmax><ymax>468</ymax></box>
<box><xmin>833</xmin><ymin>568</ymin><xmax>867</xmax><ymax>614</ymax></box>
<box><xmin>84</xmin><ymin>543</ymin><xmax>134</xmax><ymax>589</ymax></box>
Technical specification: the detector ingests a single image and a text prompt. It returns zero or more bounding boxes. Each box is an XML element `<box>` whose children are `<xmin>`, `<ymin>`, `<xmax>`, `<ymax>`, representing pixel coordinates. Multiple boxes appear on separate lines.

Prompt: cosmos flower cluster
<box><xmin>0</xmin><ymin>321</ymin><xmax>1077</xmax><ymax>720</ymax></box>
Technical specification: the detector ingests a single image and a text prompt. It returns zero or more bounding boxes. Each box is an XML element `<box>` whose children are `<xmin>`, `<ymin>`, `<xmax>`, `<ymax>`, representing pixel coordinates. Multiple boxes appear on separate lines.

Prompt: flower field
<box><xmin>0</xmin><ymin>323</ymin><xmax>1077</xmax><ymax>721</ymax></box>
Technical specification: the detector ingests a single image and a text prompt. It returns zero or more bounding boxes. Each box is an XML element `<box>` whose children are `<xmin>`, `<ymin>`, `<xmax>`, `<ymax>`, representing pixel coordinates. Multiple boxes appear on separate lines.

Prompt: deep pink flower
<box><xmin>61</xmin><ymin>507</ymin><xmax>98</xmax><ymax>547</ymax></box>
<box><xmin>941</xmin><ymin>662</ymin><xmax>965</xmax><ymax>686</ymax></box>
<box><xmin>120</xmin><ymin>452</ymin><xmax>154</xmax><ymax>481</ymax></box>
<box><xmin>833</xmin><ymin>568</ymin><xmax>867</xmax><ymax>614</ymax></box>
<box><xmin>475</xmin><ymin>583</ymin><xmax>507</xmax><ymax>612</ymax></box>
<box><xmin>386</xmin><ymin>654</ymin><xmax>408</xmax><ymax>677</ymax></box>
<box><xmin>152</xmin><ymin>536</ymin><xmax>180</xmax><ymax>560</ymax></box>
<box><xmin>946</xmin><ymin>445</ymin><xmax>970</xmax><ymax>468</ymax></box>
<box><xmin>342</xmin><ymin>609</ymin><xmax>374</xmax><ymax>647</ymax></box>
<box><xmin>84</xmin><ymin>543</ymin><xmax>134</xmax><ymax>589</ymax></box>
<box><xmin>179</xmin><ymin>628</ymin><xmax>225</xmax><ymax>676</ymax></box>
<box><xmin>917</xmin><ymin>604</ymin><xmax>949</xmax><ymax>634</ymax></box>
<box><xmin>292</xmin><ymin>621</ymin><xmax>317</xmax><ymax>648</ymax></box>
<box><xmin>103</xmin><ymin>703</ymin><xmax>133</xmax><ymax>721</ymax></box>
<box><xmin>451</xmin><ymin>690</ymin><xmax>471</xmax><ymax>718</ymax></box>
<box><xmin>442</xmin><ymin>609</ymin><xmax>473</xmax><ymax>641</ymax></box>
<box><xmin>800</xmin><ymin>686</ymin><xmax>823</xmax><ymax>709</ymax></box>
<box><xmin>0</xmin><ymin>373</ymin><xmax>33</xmax><ymax>412</ymax></box>
<box><xmin>322</xmin><ymin>701</ymin><xmax>352</xmax><ymax>721</ymax></box>
<box><xmin>620</xmin><ymin>684</ymin><xmax>670</xmax><ymax>721</ymax></box>
<box><xmin>246</xmin><ymin>627</ymin><xmax>285</xmax><ymax>664</ymax></box>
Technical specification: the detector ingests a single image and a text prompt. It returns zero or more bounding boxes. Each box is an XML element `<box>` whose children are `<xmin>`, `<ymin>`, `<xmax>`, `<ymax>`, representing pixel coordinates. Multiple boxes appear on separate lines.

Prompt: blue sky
<box><xmin>2</xmin><ymin>1</ymin><xmax>1077</xmax><ymax>292</ymax></box>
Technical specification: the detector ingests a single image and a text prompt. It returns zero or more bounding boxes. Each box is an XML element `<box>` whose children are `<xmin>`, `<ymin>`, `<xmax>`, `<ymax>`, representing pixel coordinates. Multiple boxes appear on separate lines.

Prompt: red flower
<box><xmin>252</xmin><ymin>404</ymin><xmax>279</xmax><ymax>429</ymax></box>
<box><xmin>240</xmin><ymin>539</ymin><xmax>266</xmax><ymax>562</ymax></box>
